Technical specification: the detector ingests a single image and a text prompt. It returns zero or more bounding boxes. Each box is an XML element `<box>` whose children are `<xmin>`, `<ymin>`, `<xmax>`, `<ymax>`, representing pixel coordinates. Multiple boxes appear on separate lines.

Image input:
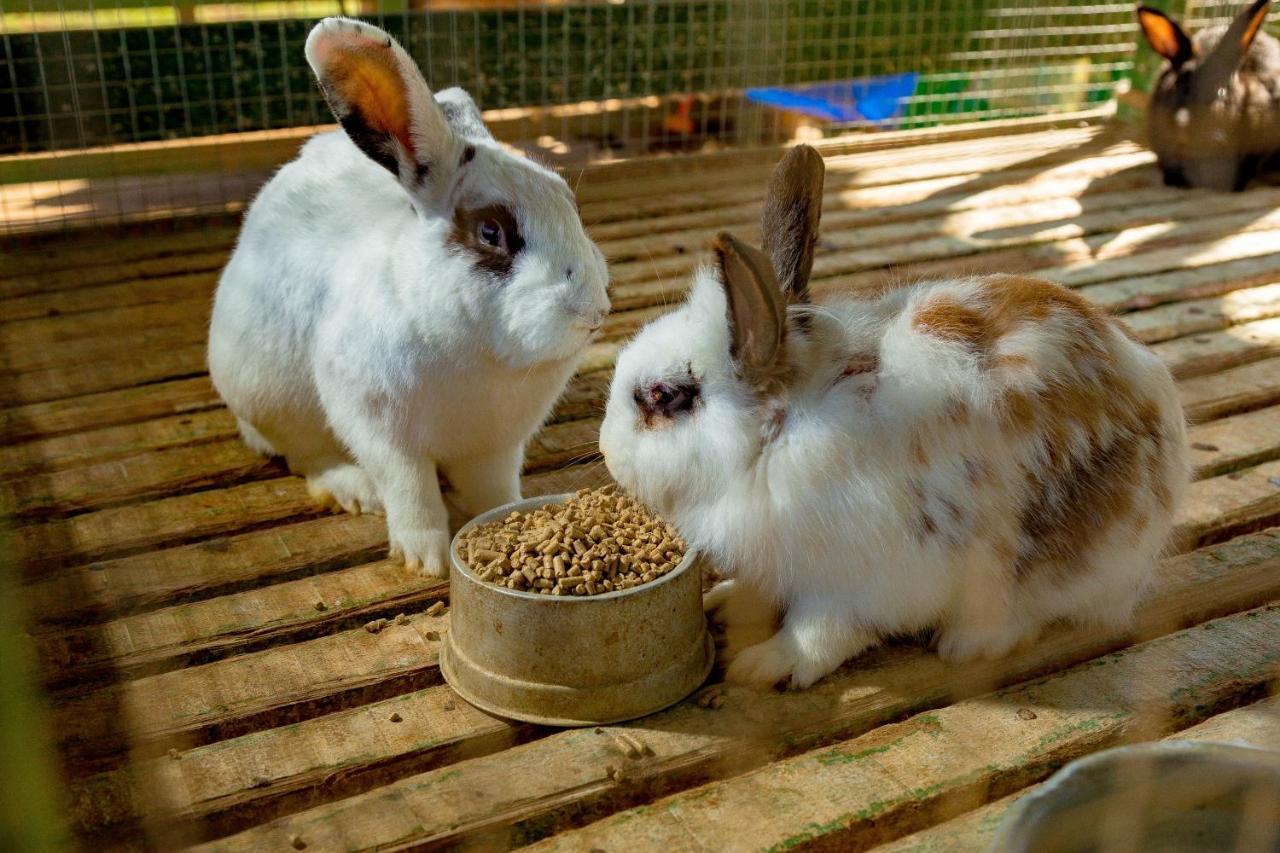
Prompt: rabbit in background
<box><xmin>208</xmin><ymin>18</ymin><xmax>610</xmax><ymax>577</ymax></box>
<box><xmin>1138</xmin><ymin>0</ymin><xmax>1280</xmax><ymax>191</ymax></box>
<box><xmin>599</xmin><ymin>145</ymin><xmax>1189</xmax><ymax>690</ymax></box>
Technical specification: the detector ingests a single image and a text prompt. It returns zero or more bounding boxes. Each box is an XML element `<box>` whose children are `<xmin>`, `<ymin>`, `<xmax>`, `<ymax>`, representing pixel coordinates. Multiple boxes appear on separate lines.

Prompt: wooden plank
<box><xmin>1188</xmin><ymin>405</ymin><xmax>1280</xmax><ymax>479</ymax></box>
<box><xmin>0</xmin><ymin>298</ymin><xmax>207</xmax><ymax>348</ymax></box>
<box><xmin>182</xmin><ymin>530</ymin><xmax>1280</xmax><ymax>851</ymax></box>
<box><xmin>0</xmin><ymin>270</ymin><xmax>218</xmax><ymax>325</ymax></box>
<box><xmin>1121</xmin><ymin>282</ymin><xmax>1280</xmax><ymax>345</ymax></box>
<box><xmin>0</xmin><ymin>342</ymin><xmax>208</xmax><ymax>407</ymax></box>
<box><xmin>52</xmin><ymin>615</ymin><xmax>451</xmax><ymax>776</ymax></box>
<box><xmin>0</xmin><ymin>234</ymin><xmax>233</xmax><ymax>286</ymax></box>
<box><xmin>11</xmin><ymin>460</ymin><xmax>608</xmax><ymax>579</ymax></box>
<box><xmin>604</xmin><ymin>197</ymin><xmax>1280</xmax><ymax>296</ymax></box>
<box><xmin>0</xmin><ymin>320</ymin><xmax>207</xmax><ymax>376</ymax></box>
<box><xmin>595</xmin><ymin>154</ymin><xmax>1164</xmax><ymax>265</ymax></box>
<box><xmin>11</xmin><ymin>477</ymin><xmax>324</xmax><ymax>576</ymax></box>
<box><xmin>0</xmin><ymin>409</ymin><xmax>237</xmax><ymax>480</ymax></box>
<box><xmin>1080</xmin><ymin>252</ymin><xmax>1280</xmax><ymax>314</ymax></box>
<box><xmin>589</xmin><ymin>148</ymin><xmax>1155</xmax><ymax>249</ymax></box>
<box><xmin>34</xmin><ymin>558</ymin><xmax>445</xmax><ymax>687</ymax></box>
<box><xmin>1154</xmin><ymin>317</ymin><xmax>1280</xmax><ymax>379</ymax></box>
<box><xmin>1165</xmin><ymin>691</ymin><xmax>1280</xmax><ymax>747</ymax></box>
<box><xmin>525</xmin><ymin>604</ymin><xmax>1280</xmax><ymax>853</ymax></box>
<box><xmin>0</xmin><ymin>253</ymin><xmax>227</xmax><ymax>305</ymax></box>
<box><xmin>882</xmin><ymin>693</ymin><xmax>1280</xmax><ymax>853</ymax></box>
<box><xmin>24</xmin><ymin>513</ymin><xmax>388</xmax><ymax>627</ymax></box>
<box><xmin>0</xmin><ymin>439</ymin><xmax>284</xmax><ymax>521</ymax></box>
<box><xmin>575</xmin><ymin>126</ymin><xmax>1110</xmax><ymax>210</ymax></box>
<box><xmin>0</xmin><ymin>376</ymin><xmax>220</xmax><ymax>444</ymax></box>
<box><xmin>1181</xmin><ymin>357</ymin><xmax>1280</xmax><ymax>423</ymax></box>
<box><xmin>1174</xmin><ymin>458</ymin><xmax>1280</xmax><ymax>549</ymax></box>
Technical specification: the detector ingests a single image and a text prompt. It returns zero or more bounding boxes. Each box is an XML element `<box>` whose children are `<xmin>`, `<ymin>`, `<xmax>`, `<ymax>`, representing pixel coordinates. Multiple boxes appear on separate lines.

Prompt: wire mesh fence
<box><xmin>0</xmin><ymin>0</ymin><xmax>1204</xmax><ymax>234</ymax></box>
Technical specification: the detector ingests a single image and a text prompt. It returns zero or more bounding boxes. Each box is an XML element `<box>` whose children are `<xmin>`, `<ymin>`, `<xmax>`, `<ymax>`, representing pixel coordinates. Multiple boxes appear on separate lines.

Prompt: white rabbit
<box><xmin>599</xmin><ymin>145</ymin><xmax>1189</xmax><ymax>689</ymax></box>
<box><xmin>208</xmin><ymin>17</ymin><xmax>609</xmax><ymax>577</ymax></box>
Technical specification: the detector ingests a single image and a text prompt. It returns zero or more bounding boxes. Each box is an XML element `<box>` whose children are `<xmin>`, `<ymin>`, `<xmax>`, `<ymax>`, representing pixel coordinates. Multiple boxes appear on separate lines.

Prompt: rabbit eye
<box><xmin>634</xmin><ymin>381</ymin><xmax>699</xmax><ymax>422</ymax></box>
<box><xmin>478</xmin><ymin>219</ymin><xmax>505</xmax><ymax>250</ymax></box>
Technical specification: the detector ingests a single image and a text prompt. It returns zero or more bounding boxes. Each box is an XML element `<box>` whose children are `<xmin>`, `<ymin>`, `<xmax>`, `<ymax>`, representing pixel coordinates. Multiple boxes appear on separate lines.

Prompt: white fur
<box><xmin>209</xmin><ymin>18</ymin><xmax>609</xmax><ymax>576</ymax></box>
<box><xmin>601</xmin><ymin>269</ymin><xmax>1189</xmax><ymax>689</ymax></box>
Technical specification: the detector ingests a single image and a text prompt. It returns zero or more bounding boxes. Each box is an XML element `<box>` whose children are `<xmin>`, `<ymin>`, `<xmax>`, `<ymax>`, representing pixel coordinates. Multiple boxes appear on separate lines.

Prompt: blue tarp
<box><xmin>746</xmin><ymin>72</ymin><xmax>919</xmax><ymax>124</ymax></box>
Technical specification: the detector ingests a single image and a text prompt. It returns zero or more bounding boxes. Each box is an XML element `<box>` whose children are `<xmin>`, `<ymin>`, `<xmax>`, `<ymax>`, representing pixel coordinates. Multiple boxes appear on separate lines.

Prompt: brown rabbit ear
<box><xmin>714</xmin><ymin>232</ymin><xmax>786</xmax><ymax>388</ymax></box>
<box><xmin>1137</xmin><ymin>6</ymin><xmax>1194</xmax><ymax>66</ymax></box>
<box><xmin>760</xmin><ymin>144</ymin><xmax>825</xmax><ymax>305</ymax></box>
<box><xmin>1231</xmin><ymin>0</ymin><xmax>1271</xmax><ymax>57</ymax></box>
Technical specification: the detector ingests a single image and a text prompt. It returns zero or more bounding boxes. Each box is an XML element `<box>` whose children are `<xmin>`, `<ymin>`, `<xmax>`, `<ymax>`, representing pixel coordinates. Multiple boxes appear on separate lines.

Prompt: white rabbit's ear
<box><xmin>714</xmin><ymin>232</ymin><xmax>786</xmax><ymax>389</ymax></box>
<box><xmin>761</xmin><ymin>144</ymin><xmax>825</xmax><ymax>305</ymax></box>
<box><xmin>305</xmin><ymin>18</ymin><xmax>469</xmax><ymax>208</ymax></box>
<box><xmin>1137</xmin><ymin>6</ymin><xmax>1194</xmax><ymax>66</ymax></box>
<box><xmin>434</xmin><ymin>87</ymin><xmax>494</xmax><ymax>143</ymax></box>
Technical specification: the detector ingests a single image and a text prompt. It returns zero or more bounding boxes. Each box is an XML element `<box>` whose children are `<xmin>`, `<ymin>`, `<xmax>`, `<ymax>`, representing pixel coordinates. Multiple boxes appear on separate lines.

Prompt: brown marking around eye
<box><xmin>448</xmin><ymin>203</ymin><xmax>524</xmax><ymax>278</ymax></box>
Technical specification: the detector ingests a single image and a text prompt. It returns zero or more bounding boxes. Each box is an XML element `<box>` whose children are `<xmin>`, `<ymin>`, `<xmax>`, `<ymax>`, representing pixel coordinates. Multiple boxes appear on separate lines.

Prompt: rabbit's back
<box><xmin>815</xmin><ymin>275</ymin><xmax>1186</xmax><ymax>616</ymax></box>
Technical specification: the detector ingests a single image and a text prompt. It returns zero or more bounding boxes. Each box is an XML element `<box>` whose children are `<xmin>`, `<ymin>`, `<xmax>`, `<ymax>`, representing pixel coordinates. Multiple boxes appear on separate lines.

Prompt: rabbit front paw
<box><xmin>725</xmin><ymin>633</ymin><xmax>807</xmax><ymax>690</ymax></box>
<box><xmin>935</xmin><ymin>620</ymin><xmax>1028</xmax><ymax>664</ymax></box>
<box><xmin>389</xmin><ymin>526</ymin><xmax>452</xmax><ymax>578</ymax></box>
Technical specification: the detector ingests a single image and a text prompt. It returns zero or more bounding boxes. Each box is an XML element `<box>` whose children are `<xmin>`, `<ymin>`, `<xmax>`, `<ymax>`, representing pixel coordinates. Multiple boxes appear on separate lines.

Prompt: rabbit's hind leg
<box><xmin>236</xmin><ymin>417</ymin><xmax>279</xmax><ymax>457</ymax></box>
<box><xmin>306</xmin><ymin>461</ymin><xmax>383</xmax><ymax>517</ymax></box>
<box><xmin>275</xmin><ymin>427</ymin><xmax>383</xmax><ymax>517</ymax></box>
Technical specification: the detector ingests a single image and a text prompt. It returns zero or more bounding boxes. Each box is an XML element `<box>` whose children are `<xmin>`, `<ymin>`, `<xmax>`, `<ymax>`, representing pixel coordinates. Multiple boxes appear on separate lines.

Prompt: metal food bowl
<box><xmin>992</xmin><ymin>741</ymin><xmax>1280</xmax><ymax>853</ymax></box>
<box><xmin>441</xmin><ymin>493</ymin><xmax>715</xmax><ymax>727</ymax></box>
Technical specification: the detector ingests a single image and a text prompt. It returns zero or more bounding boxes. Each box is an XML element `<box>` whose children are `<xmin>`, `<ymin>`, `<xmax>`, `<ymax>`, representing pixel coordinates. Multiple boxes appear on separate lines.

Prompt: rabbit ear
<box><xmin>306</xmin><ymin>18</ymin><xmax>469</xmax><ymax>209</ymax></box>
<box><xmin>1137</xmin><ymin>6</ymin><xmax>1194</xmax><ymax>66</ymax></box>
<box><xmin>1222</xmin><ymin>0</ymin><xmax>1271</xmax><ymax>62</ymax></box>
<box><xmin>714</xmin><ymin>232</ymin><xmax>786</xmax><ymax>388</ymax></box>
<box><xmin>1198</xmin><ymin>0</ymin><xmax>1271</xmax><ymax>88</ymax></box>
<box><xmin>761</xmin><ymin>145</ymin><xmax>825</xmax><ymax>305</ymax></box>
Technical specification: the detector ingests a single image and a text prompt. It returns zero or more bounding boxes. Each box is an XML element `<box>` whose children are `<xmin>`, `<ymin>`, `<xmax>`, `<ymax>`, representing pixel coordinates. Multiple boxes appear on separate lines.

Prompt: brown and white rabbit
<box><xmin>1139</xmin><ymin>0</ymin><xmax>1280</xmax><ymax>190</ymax></box>
<box><xmin>599</xmin><ymin>146</ymin><xmax>1189</xmax><ymax>689</ymax></box>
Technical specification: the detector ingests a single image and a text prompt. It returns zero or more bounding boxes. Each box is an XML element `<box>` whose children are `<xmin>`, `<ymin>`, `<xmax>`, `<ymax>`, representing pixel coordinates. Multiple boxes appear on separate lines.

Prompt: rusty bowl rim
<box><xmin>449</xmin><ymin>492</ymin><xmax>699</xmax><ymax>604</ymax></box>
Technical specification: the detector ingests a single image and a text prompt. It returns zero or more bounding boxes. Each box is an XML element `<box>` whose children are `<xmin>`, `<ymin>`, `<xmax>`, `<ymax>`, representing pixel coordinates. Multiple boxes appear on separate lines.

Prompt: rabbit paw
<box><xmin>389</xmin><ymin>526</ymin><xmax>452</xmax><ymax>578</ymax></box>
<box><xmin>306</xmin><ymin>465</ymin><xmax>383</xmax><ymax>516</ymax></box>
<box><xmin>936</xmin><ymin>621</ymin><xmax>1026</xmax><ymax>664</ymax></box>
<box><xmin>725</xmin><ymin>633</ymin><xmax>805</xmax><ymax>690</ymax></box>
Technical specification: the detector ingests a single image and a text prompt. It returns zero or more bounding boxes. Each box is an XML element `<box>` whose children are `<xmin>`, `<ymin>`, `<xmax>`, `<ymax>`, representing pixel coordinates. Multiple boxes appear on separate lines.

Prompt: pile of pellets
<box><xmin>458</xmin><ymin>486</ymin><xmax>687</xmax><ymax>596</ymax></box>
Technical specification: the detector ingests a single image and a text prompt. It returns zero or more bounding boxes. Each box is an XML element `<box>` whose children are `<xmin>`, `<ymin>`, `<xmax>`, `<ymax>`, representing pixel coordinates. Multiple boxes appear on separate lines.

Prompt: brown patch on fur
<box><xmin>912</xmin><ymin>299</ymin><xmax>993</xmax><ymax>352</ymax></box>
<box><xmin>991</xmin><ymin>353</ymin><xmax>1031</xmax><ymax>371</ymax></box>
<box><xmin>1013</xmin><ymin>426</ymin><xmax>1144</xmax><ymax>580</ymax></box>
<box><xmin>449</xmin><ymin>203</ymin><xmax>524</xmax><ymax>278</ymax></box>
<box><xmin>910</xmin><ymin>434</ymin><xmax>929</xmax><ymax>467</ymax></box>
<box><xmin>841</xmin><ymin>353</ymin><xmax>879</xmax><ymax>377</ymax></box>
<box><xmin>1000</xmin><ymin>389</ymin><xmax>1036</xmax><ymax>435</ymax></box>
<box><xmin>920</xmin><ymin>511</ymin><xmax>938</xmax><ymax>536</ymax></box>
<box><xmin>946</xmin><ymin>397</ymin><xmax>970</xmax><ymax>426</ymax></box>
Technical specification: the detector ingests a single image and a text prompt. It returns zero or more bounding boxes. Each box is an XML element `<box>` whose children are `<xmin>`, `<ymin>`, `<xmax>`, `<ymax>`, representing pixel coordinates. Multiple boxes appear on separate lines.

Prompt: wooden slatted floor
<box><xmin>4</xmin><ymin>122</ymin><xmax>1280</xmax><ymax>851</ymax></box>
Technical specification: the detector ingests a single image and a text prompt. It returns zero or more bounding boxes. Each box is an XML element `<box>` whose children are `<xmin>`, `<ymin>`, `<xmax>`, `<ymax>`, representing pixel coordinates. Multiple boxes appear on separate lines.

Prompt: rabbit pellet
<box><xmin>459</xmin><ymin>487</ymin><xmax>686</xmax><ymax>596</ymax></box>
